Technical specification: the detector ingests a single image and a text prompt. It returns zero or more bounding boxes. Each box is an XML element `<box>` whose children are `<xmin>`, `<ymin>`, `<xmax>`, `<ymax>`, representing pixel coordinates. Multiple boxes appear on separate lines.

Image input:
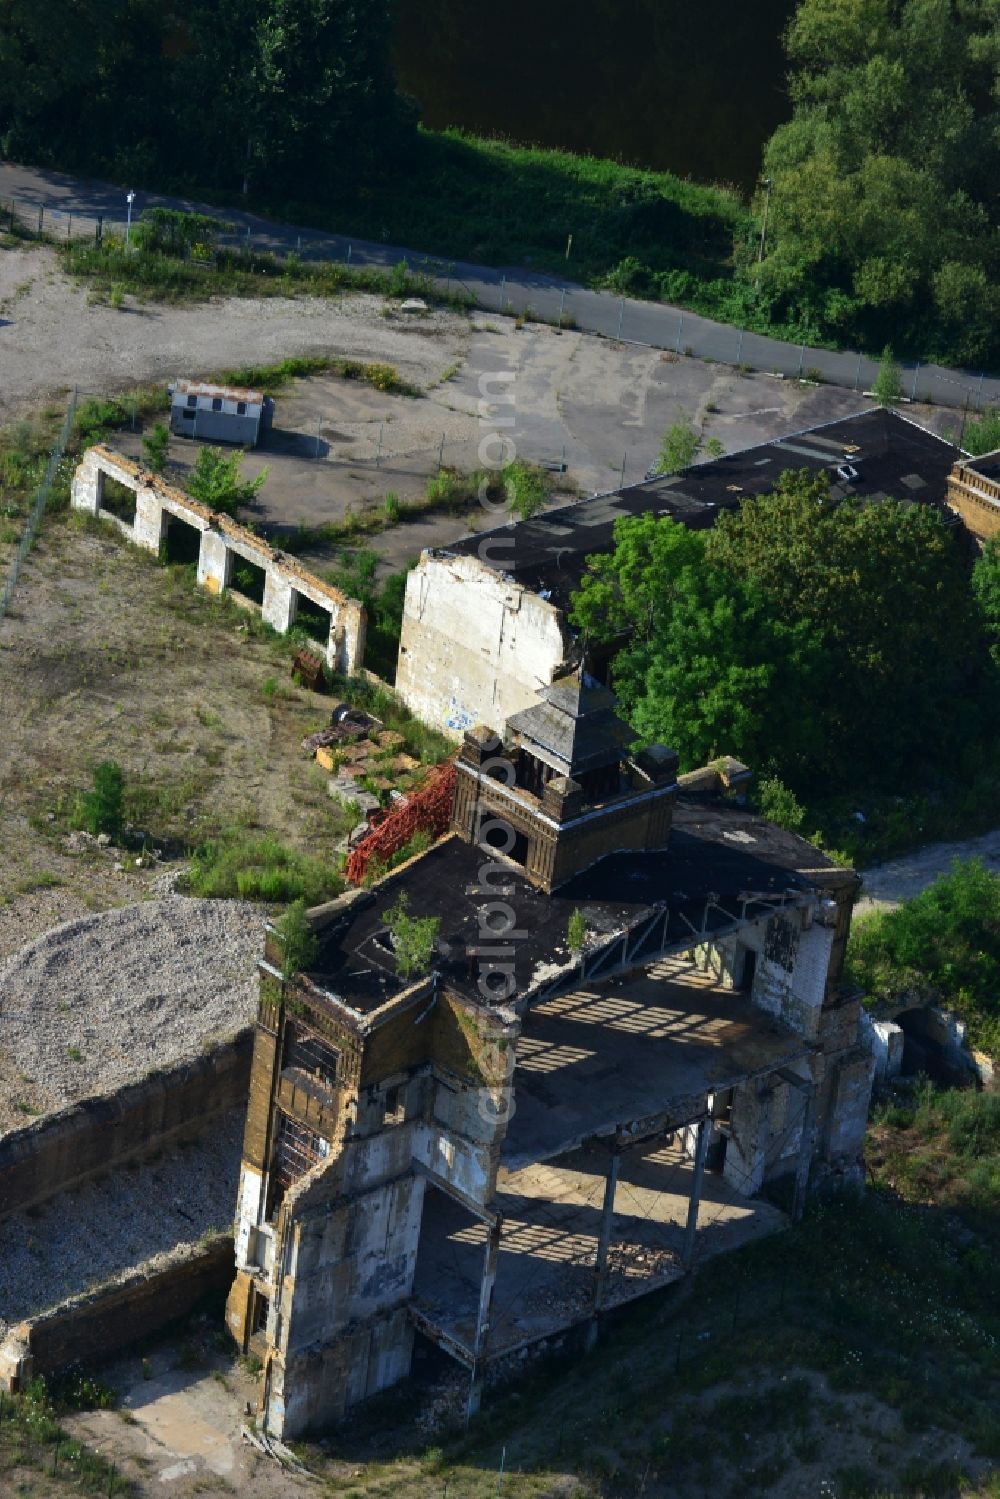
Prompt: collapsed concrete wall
<box><xmin>71</xmin><ymin>445</ymin><xmax>366</xmax><ymax>673</ymax></box>
<box><xmin>395</xmin><ymin>552</ymin><xmax>574</xmax><ymax>737</ymax></box>
<box><xmin>0</xmin><ymin>1036</ymin><xmax>252</xmax><ymax>1219</ymax></box>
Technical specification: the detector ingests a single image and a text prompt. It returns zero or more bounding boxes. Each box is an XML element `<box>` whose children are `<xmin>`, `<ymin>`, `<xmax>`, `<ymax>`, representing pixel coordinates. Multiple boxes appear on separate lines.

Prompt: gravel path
<box><xmin>0</xmin><ymin>897</ymin><xmax>266</xmax><ymax>1131</ymax></box>
<box><xmin>857</xmin><ymin>828</ymin><xmax>1000</xmax><ymax>916</ymax></box>
<box><xmin>0</xmin><ymin>1107</ymin><xmax>243</xmax><ymax>1336</ymax></box>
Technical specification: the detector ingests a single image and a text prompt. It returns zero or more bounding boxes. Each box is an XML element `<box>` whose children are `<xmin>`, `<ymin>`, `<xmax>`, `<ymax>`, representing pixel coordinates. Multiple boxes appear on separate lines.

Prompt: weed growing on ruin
<box><xmin>567</xmin><ymin>908</ymin><xmax>587</xmax><ymax>952</ymax></box>
<box><xmin>384</xmin><ymin>892</ymin><xmax>440</xmax><ymax>981</ymax></box>
<box><xmin>274</xmin><ymin>897</ymin><xmax>320</xmax><ymax>979</ymax></box>
<box><xmin>504</xmin><ymin>460</ymin><xmax>549</xmax><ymax>520</ymax></box>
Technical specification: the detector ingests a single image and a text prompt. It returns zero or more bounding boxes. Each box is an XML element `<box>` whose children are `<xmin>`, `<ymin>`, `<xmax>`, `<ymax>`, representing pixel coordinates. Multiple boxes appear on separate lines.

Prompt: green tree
<box><xmin>755</xmin><ymin>775</ymin><xmax>805</xmax><ymax>831</ymax></box>
<box><xmin>972</xmin><ymin>537</ymin><xmax>1000</xmax><ymax>665</ymax></box>
<box><xmin>656</xmin><ymin>410</ymin><xmax>701</xmax><ymax>475</ymax></box>
<box><xmin>873</xmin><ymin>345</ymin><xmax>903</xmax><ymax>405</ymax></box>
<box><xmin>76</xmin><ymin>760</ymin><xmax>125</xmax><ymax>838</ymax></box>
<box><xmin>186</xmin><ymin>447</ymin><xmax>267</xmax><ymax>518</ymax></box>
<box><xmin>758</xmin><ymin>0</ymin><xmax>1000</xmax><ymax>365</ymax></box>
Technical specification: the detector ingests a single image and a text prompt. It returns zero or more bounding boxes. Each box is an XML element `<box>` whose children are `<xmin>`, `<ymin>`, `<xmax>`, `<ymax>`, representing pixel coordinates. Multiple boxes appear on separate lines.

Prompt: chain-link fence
<box><xmin>6</xmin><ymin>185</ymin><xmax>999</xmax><ymax>418</ymax></box>
<box><xmin>0</xmin><ymin>391</ymin><xmax>78</xmax><ymax>623</ymax></box>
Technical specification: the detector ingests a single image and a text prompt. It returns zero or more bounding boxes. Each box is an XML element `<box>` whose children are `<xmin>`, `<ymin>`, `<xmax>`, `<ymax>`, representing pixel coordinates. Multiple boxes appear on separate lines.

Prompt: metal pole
<box><xmin>438</xmin><ymin>433</ymin><xmax>445</xmax><ymax>467</ymax></box>
<box><xmin>558</xmin><ymin>287</ymin><xmax>566</xmax><ymax>328</ymax></box>
<box><xmin>911</xmin><ymin>363</ymin><xmax>920</xmax><ymax>401</ymax></box>
<box><xmin>38</xmin><ymin>205</ymin><xmax>43</xmax><ymax>235</ymax></box>
<box><xmin>67</xmin><ymin>213</ymin><xmax>72</xmax><ymax>240</ymax></box>
<box><xmin>617</xmin><ymin>298</ymin><xmax>625</xmax><ymax>340</ymax></box>
<box><xmin>376</xmin><ymin>423</ymin><xmax>383</xmax><ymax>469</ymax></box>
<box><xmin>499</xmin><ymin>275</ymin><xmax>506</xmax><ymax>312</ymax></box>
<box><xmin>347</xmin><ymin>244</ymin><xmax>352</xmax><ymax>264</ymax></box>
<box><xmin>797</xmin><ymin>344</ymin><xmax>805</xmax><ymax>379</ymax></box>
<box><xmin>855</xmin><ymin>351</ymin><xmax>863</xmax><ymax>391</ymax></box>
<box><xmin>736</xmin><ymin>328</ymin><xmax>744</xmax><ymax>365</ymax></box>
<box><xmin>676</xmin><ymin>313</ymin><xmax>683</xmax><ymax>354</ymax></box>
<box><xmin>620</xmin><ymin>451</ymin><xmax>626</xmax><ymax>489</ymax></box>
<box><xmin>976</xmin><ymin>371</ymin><xmax>986</xmax><ymax>410</ymax></box>
<box><xmin>315</xmin><ymin>420</ymin><xmax>321</xmax><ymax>459</ymax></box>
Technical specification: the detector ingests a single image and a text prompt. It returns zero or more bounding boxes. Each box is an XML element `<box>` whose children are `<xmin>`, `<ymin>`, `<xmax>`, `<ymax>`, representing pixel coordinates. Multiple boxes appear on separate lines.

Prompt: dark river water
<box><xmin>393</xmin><ymin>0</ymin><xmax>796</xmax><ymax>192</ymax></box>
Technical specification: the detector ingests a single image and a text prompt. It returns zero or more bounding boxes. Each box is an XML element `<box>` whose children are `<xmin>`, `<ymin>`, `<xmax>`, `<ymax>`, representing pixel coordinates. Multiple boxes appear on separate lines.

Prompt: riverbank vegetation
<box><xmin>2</xmin><ymin>2</ymin><xmax>998</xmax><ymax>366</ymax></box>
<box><xmin>571</xmin><ymin>473</ymin><xmax>1000</xmax><ymax>864</ymax></box>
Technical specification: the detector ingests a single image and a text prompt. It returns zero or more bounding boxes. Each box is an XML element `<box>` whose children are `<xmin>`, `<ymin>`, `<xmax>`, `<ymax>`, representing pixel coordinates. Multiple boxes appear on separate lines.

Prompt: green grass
<box><xmin>184</xmin><ymin>828</ymin><xmax>343</xmax><ymax>903</ymax></box>
<box><xmin>0</xmin><ymin>1379</ymin><xmax>130</xmax><ymax>1494</ymax></box>
<box><xmin>61</xmin><ymin>237</ymin><xmax>473</xmax><ymax>314</ymax></box>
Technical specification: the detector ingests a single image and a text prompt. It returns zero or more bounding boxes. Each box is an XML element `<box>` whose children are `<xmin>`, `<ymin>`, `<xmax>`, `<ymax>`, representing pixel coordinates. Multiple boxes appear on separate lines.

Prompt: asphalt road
<box><xmin>2</xmin><ymin>158</ymin><xmax>997</xmax><ymax>415</ymax></box>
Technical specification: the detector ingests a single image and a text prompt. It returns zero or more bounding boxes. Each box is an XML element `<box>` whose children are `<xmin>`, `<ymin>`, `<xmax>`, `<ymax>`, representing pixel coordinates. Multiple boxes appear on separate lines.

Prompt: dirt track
<box><xmin>858</xmin><ymin>829</ymin><xmax>1000</xmax><ymax>915</ymax></box>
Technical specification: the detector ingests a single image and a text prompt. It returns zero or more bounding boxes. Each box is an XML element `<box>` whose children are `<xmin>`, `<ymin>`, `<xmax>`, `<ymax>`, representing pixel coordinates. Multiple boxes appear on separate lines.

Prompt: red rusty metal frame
<box><xmin>345</xmin><ymin>761</ymin><xmax>457</xmax><ymax>887</ymax></box>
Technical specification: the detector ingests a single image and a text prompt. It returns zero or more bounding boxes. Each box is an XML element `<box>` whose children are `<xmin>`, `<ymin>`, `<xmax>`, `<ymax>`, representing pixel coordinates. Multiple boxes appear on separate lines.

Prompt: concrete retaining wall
<box><xmin>0</xmin><ymin>1236</ymin><xmax>234</xmax><ymax>1392</ymax></box>
<box><xmin>71</xmin><ymin>445</ymin><xmax>366</xmax><ymax>673</ymax></box>
<box><xmin>0</xmin><ymin>1035</ymin><xmax>253</xmax><ymax>1219</ymax></box>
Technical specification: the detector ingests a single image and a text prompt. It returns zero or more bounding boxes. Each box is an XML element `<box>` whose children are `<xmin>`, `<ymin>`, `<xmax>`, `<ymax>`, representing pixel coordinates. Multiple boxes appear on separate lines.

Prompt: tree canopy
<box><xmin>0</xmin><ymin>0</ymin><xmax>411</xmax><ymax>194</ymax></box>
<box><xmin>758</xmin><ymin>0</ymin><xmax>1000</xmax><ymax>365</ymax></box>
<box><xmin>571</xmin><ymin>470</ymin><xmax>990</xmax><ymax>794</ymax></box>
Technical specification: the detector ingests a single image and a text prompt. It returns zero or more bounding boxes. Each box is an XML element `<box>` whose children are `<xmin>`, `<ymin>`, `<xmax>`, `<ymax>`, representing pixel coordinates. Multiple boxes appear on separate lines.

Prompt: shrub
<box><xmin>142</xmin><ymin>422</ymin><xmax>170</xmax><ymax>474</ymax></box>
<box><xmin>74</xmin><ymin>760</ymin><xmax>124</xmax><ymax>838</ymax></box>
<box><xmin>384</xmin><ymin>891</ymin><xmax>440</xmax><ymax>981</ymax></box>
<box><xmin>873</xmin><ymin>345</ymin><xmax>903</xmax><ymax>406</ymax></box>
<box><xmin>567</xmin><ymin>908</ymin><xmax>587</xmax><ymax>952</ymax></box>
<box><xmin>755</xmin><ymin>775</ymin><xmax>805</xmax><ymax>831</ymax></box>
<box><xmin>504</xmin><ymin>460</ymin><xmax>549</xmax><ymax>520</ymax></box>
<box><xmin>383</xmin><ymin>490</ymin><xmax>402</xmax><ymax>523</ymax></box>
<box><xmin>186</xmin><ymin>830</ymin><xmax>342</xmax><ymax>904</ymax></box>
<box><xmin>186</xmin><ymin>446</ymin><xmax>267</xmax><ymax>517</ymax></box>
<box><xmin>273</xmin><ymin>897</ymin><xmax>319</xmax><ymax>979</ymax></box>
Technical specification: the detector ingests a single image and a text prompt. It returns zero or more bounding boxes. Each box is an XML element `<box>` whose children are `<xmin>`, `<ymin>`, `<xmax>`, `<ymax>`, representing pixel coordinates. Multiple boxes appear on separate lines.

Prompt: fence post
<box><xmin>558</xmin><ymin>286</ymin><xmax>566</xmax><ymax>328</ymax></box>
<box><xmin>736</xmin><ymin>327</ymin><xmax>744</xmax><ymax>365</ymax></box>
<box><xmin>620</xmin><ymin>451</ymin><xmax>627</xmax><ymax>489</ymax></box>
<box><xmin>797</xmin><ymin>343</ymin><xmax>805</xmax><ymax>378</ymax></box>
<box><xmin>499</xmin><ymin>275</ymin><xmax>506</xmax><ymax>312</ymax></box>
<box><xmin>67</xmin><ymin>213</ymin><xmax>72</xmax><ymax>240</ymax></box>
<box><xmin>96</xmin><ymin>214</ymin><xmax>103</xmax><ymax>248</ymax></box>
<box><xmin>376</xmin><ymin>423</ymin><xmax>383</xmax><ymax>469</ymax></box>
<box><xmin>976</xmin><ymin>371</ymin><xmax>986</xmax><ymax>410</ymax></box>
<box><xmin>38</xmin><ymin>205</ymin><xmax>43</xmax><ymax>235</ymax></box>
<box><xmin>676</xmin><ymin>312</ymin><xmax>683</xmax><ymax>354</ymax></box>
<box><xmin>854</xmin><ymin>351</ymin><xmax>863</xmax><ymax>391</ymax></box>
<box><xmin>911</xmin><ymin>363</ymin><xmax>920</xmax><ymax>402</ymax></box>
<box><xmin>617</xmin><ymin>298</ymin><xmax>625</xmax><ymax>340</ymax></box>
<box><xmin>438</xmin><ymin>433</ymin><xmax>445</xmax><ymax>467</ymax></box>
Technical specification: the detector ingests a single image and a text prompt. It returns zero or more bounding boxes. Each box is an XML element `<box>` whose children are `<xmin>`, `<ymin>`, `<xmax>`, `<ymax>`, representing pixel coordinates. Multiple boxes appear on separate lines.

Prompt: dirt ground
<box><xmin>1</xmin><ymin>239</ymin><xmax>962</xmax><ymax>579</ymax></box>
<box><xmin>0</xmin><ymin>514</ymin><xmax>352</xmax><ymax>960</ymax></box>
<box><xmin>856</xmin><ymin>828</ymin><xmax>1000</xmax><ymax>915</ymax></box>
<box><xmin>51</xmin><ymin>1325</ymin><xmax>987</xmax><ymax>1499</ymax></box>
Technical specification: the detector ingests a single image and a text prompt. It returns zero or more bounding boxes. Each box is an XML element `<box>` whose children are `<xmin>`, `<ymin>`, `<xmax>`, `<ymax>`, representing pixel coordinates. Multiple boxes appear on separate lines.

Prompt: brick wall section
<box><xmin>0</xmin><ymin>1036</ymin><xmax>252</xmax><ymax>1218</ymax></box>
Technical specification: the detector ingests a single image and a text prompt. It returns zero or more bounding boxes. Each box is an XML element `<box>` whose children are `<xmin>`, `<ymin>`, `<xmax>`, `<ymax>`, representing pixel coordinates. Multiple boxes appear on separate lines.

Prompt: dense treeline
<box><xmin>571</xmin><ymin>472</ymin><xmax>1000</xmax><ymax>858</ymax></box>
<box><xmin>758</xmin><ymin>0</ymin><xmax>1000</xmax><ymax>366</ymax></box>
<box><xmin>0</xmin><ymin>0</ymin><xmax>411</xmax><ymax>194</ymax></box>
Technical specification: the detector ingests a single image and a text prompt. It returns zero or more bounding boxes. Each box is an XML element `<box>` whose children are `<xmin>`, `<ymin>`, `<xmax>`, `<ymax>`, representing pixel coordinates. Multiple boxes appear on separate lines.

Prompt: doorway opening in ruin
<box><xmin>741</xmin><ymin>948</ymin><xmax>757</xmax><ymax>993</ymax></box>
<box><xmin>293</xmin><ymin>590</ymin><xmax>333</xmax><ymax>647</ymax></box>
<box><xmin>476</xmin><ymin>810</ymin><xmax>529</xmax><ymax>867</ymax></box>
<box><xmin>231</xmin><ymin>555</ymin><xmax>267</xmax><ymax>606</ymax></box>
<box><xmin>161</xmin><ymin>511</ymin><xmax>202</xmax><ymax>567</ymax></box>
<box><xmin>99</xmin><ymin>474</ymin><xmax>137</xmax><ymax>526</ymax></box>
<box><xmin>895</xmin><ymin>1007</ymin><xmax>970</xmax><ymax>1087</ymax></box>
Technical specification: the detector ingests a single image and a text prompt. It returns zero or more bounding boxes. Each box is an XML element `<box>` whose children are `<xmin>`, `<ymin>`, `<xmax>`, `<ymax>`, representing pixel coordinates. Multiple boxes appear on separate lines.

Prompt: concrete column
<box><xmin>681</xmin><ymin>1117</ymin><xmax>710</xmax><ymax>1270</ymax></box>
<box><xmin>70</xmin><ymin>453</ymin><xmax>101</xmax><ymax>515</ymax></box>
<box><xmin>340</xmin><ymin>600</ymin><xmax>367</xmax><ymax>675</ymax></box>
<box><xmin>466</xmin><ymin>1213</ymin><xmax>502</xmax><ymax>1422</ymax></box>
<box><xmin>791</xmin><ymin>1082</ymin><xmax>817</xmax><ymax>1223</ymax></box>
<box><xmin>133</xmin><ymin>488</ymin><xmax>165</xmax><ymax>552</ymax></box>
<box><xmin>587</xmin><ymin>1147</ymin><xmax>620</xmax><ymax>1349</ymax></box>
<box><xmin>262</xmin><ymin>571</ymin><xmax>296</xmax><ymax>634</ymax></box>
<box><xmin>198</xmin><ymin>530</ymin><xmax>231</xmax><ymax>596</ymax></box>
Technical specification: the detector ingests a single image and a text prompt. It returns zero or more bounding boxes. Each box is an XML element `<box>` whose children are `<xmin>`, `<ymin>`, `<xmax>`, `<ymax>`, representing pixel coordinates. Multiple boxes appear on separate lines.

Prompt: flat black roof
<box><xmin>444</xmin><ymin>408</ymin><xmax>959</xmax><ymax>611</ymax></box>
<box><xmin>306</xmin><ymin>797</ymin><xmax>849</xmax><ymax>1017</ymax></box>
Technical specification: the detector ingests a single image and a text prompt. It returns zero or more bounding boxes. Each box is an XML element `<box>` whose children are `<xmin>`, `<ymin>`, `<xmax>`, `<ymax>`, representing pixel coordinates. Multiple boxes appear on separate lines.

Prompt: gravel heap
<box><xmin>0</xmin><ymin>897</ymin><xmax>266</xmax><ymax>1131</ymax></box>
<box><xmin>0</xmin><ymin>1108</ymin><xmax>244</xmax><ymax>1337</ymax></box>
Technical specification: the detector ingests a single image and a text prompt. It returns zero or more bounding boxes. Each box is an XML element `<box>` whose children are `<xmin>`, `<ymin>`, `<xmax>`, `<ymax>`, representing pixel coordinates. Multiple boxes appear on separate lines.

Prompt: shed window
<box><xmin>182</xmin><ymin>408</ymin><xmax>195</xmax><ymax>420</ymax></box>
<box><xmin>237</xmin><ymin>400</ymin><xmax>247</xmax><ymax>415</ymax></box>
<box><xmin>211</xmin><ymin>397</ymin><xmax>223</xmax><ymax>412</ymax></box>
<box><xmin>186</xmin><ymin>394</ymin><xmax>197</xmax><ymax>410</ymax></box>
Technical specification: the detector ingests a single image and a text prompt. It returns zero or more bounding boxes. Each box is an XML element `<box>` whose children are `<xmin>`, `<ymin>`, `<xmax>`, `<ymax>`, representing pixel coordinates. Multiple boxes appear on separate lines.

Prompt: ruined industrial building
<box><xmin>225</xmin><ymin>675</ymin><xmax>869</xmax><ymax>1438</ymax></box>
<box><xmin>396</xmin><ymin>408</ymin><xmax>961</xmax><ymax>734</ymax></box>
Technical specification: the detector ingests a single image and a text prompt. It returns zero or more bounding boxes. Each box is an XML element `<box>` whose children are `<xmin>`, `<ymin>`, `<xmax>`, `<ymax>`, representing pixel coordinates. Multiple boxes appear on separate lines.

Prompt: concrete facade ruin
<box><xmin>71</xmin><ymin>445</ymin><xmax>366</xmax><ymax>673</ymax></box>
<box><xmin>226</xmin><ymin>678</ymin><xmax>871</xmax><ymax>1438</ymax></box>
<box><xmin>396</xmin><ymin>409</ymin><xmax>960</xmax><ymax>737</ymax></box>
<box><xmin>946</xmin><ymin>449</ymin><xmax>1000</xmax><ymax>543</ymax></box>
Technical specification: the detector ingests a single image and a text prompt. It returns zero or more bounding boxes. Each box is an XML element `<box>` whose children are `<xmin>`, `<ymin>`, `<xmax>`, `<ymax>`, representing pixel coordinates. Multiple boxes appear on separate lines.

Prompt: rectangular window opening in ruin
<box><xmin>99</xmin><ymin>474</ymin><xmax>138</xmax><ymax>527</ymax></box>
<box><xmin>476</xmin><ymin>809</ymin><xmax>529</xmax><ymax>868</ymax></box>
<box><xmin>383</xmin><ymin>1084</ymin><xmax>405</xmax><ymax>1124</ymax></box>
<box><xmin>292</xmin><ymin>590</ymin><xmax>333</xmax><ymax>648</ymax></box>
<box><xmin>161</xmin><ymin>510</ymin><xmax>203</xmax><ymax>567</ymax></box>
<box><xmin>282</xmin><ymin>1021</ymin><xmax>340</xmax><ymax>1092</ymax></box>
<box><xmin>269</xmin><ymin>1111</ymin><xmax>331</xmax><ymax>1206</ymax></box>
<box><xmin>231</xmin><ymin>554</ymin><xmax>267</xmax><ymax>607</ymax></box>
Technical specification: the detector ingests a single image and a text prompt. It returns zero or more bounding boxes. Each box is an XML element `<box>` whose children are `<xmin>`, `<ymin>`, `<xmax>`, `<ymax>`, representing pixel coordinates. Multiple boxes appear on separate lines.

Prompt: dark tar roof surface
<box><xmin>308</xmin><ymin>796</ymin><xmax>848</xmax><ymax>1016</ymax></box>
<box><xmin>444</xmin><ymin>408</ymin><xmax>959</xmax><ymax>611</ymax></box>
